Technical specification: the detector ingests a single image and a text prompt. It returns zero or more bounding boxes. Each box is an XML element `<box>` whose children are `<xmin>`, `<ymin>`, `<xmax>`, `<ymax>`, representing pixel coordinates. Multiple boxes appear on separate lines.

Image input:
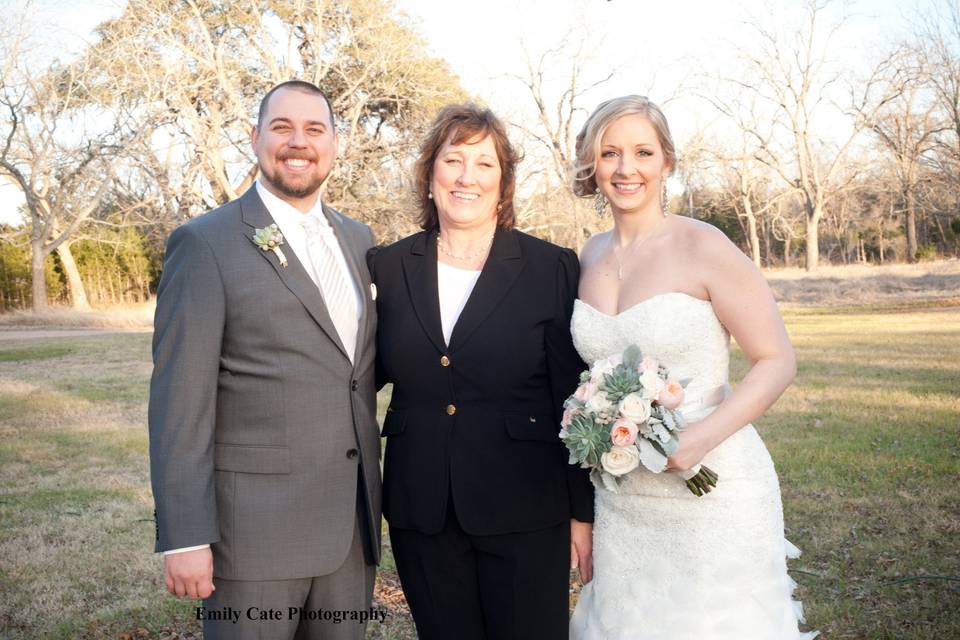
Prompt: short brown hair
<box><xmin>572</xmin><ymin>95</ymin><xmax>676</xmax><ymax>197</ymax></box>
<box><xmin>257</xmin><ymin>80</ymin><xmax>335</xmax><ymax>133</ymax></box>
<box><xmin>414</xmin><ymin>104</ymin><xmax>519</xmax><ymax>230</ymax></box>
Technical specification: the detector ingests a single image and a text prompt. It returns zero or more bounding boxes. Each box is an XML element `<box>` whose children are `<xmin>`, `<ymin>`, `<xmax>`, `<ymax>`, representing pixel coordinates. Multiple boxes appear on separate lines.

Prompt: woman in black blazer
<box><xmin>368</xmin><ymin>104</ymin><xmax>594</xmax><ymax>640</ymax></box>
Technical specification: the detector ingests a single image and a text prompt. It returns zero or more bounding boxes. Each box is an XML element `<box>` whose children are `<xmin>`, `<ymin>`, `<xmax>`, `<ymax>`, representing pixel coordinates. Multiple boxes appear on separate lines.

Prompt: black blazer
<box><xmin>369</xmin><ymin>228</ymin><xmax>594</xmax><ymax>535</ymax></box>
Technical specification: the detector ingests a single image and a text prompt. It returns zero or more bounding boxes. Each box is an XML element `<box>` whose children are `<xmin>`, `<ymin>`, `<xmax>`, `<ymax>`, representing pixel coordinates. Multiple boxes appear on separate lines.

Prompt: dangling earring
<box><xmin>660</xmin><ymin>179</ymin><xmax>669</xmax><ymax>217</ymax></box>
<box><xmin>594</xmin><ymin>189</ymin><xmax>608</xmax><ymax>217</ymax></box>
<box><xmin>428</xmin><ymin>192</ymin><xmax>433</xmax><ymax>199</ymax></box>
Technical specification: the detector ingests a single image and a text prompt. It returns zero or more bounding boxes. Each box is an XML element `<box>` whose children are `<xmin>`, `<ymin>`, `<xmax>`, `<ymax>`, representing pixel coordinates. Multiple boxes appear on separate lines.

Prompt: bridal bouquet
<box><xmin>559</xmin><ymin>345</ymin><xmax>718</xmax><ymax>496</ymax></box>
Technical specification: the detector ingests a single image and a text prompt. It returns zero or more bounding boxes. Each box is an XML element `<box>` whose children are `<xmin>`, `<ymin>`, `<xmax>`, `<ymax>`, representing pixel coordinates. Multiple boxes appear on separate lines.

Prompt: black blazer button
<box><xmin>440</xmin><ymin>355</ymin><xmax>450</xmax><ymax>367</ymax></box>
<box><xmin>446</xmin><ymin>404</ymin><xmax>456</xmax><ymax>416</ymax></box>
<box><xmin>351</xmin><ymin>380</ymin><xmax>359</xmax><ymax>391</ymax></box>
<box><xmin>346</xmin><ymin>448</ymin><xmax>359</xmax><ymax>460</ymax></box>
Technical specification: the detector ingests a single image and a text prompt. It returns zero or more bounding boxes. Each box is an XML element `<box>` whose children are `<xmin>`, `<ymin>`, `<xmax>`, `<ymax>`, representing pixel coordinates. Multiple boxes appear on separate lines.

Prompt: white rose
<box><xmin>640</xmin><ymin>367</ymin><xmax>665</xmax><ymax>400</ymax></box>
<box><xmin>600</xmin><ymin>445</ymin><xmax>641</xmax><ymax>476</ymax></box>
<box><xmin>586</xmin><ymin>390</ymin><xmax>614</xmax><ymax>415</ymax></box>
<box><xmin>589</xmin><ymin>354</ymin><xmax>622</xmax><ymax>384</ymax></box>
<box><xmin>618</xmin><ymin>392</ymin><xmax>651</xmax><ymax>424</ymax></box>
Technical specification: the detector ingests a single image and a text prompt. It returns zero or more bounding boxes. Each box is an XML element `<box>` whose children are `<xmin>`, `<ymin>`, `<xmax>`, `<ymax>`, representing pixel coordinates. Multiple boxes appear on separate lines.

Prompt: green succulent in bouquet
<box><xmin>561</xmin><ymin>412</ymin><xmax>611</xmax><ymax>468</ymax></box>
<box><xmin>598</xmin><ymin>368</ymin><xmax>638</xmax><ymax>401</ymax></box>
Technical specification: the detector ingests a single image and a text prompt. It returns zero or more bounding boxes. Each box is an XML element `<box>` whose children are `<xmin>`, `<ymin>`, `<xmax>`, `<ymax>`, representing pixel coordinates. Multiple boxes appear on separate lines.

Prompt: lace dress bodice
<box><xmin>573</xmin><ymin>292</ymin><xmax>729</xmax><ymax>402</ymax></box>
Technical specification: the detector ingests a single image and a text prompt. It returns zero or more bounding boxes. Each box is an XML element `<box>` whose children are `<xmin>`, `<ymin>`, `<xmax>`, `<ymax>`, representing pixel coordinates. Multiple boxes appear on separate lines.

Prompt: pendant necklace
<box><xmin>610</xmin><ymin>219</ymin><xmax>666</xmax><ymax>281</ymax></box>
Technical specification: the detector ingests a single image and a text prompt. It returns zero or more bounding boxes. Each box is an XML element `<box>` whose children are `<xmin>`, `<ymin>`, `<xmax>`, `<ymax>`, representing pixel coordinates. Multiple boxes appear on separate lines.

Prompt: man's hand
<box><xmin>164</xmin><ymin>548</ymin><xmax>215</xmax><ymax>599</ymax></box>
<box><xmin>570</xmin><ymin>519</ymin><xmax>593</xmax><ymax>584</ymax></box>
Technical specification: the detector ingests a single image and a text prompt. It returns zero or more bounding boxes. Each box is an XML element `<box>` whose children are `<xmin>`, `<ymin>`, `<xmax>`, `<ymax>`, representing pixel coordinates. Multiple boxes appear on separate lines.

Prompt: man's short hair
<box><xmin>256</xmin><ymin>80</ymin><xmax>335</xmax><ymax>132</ymax></box>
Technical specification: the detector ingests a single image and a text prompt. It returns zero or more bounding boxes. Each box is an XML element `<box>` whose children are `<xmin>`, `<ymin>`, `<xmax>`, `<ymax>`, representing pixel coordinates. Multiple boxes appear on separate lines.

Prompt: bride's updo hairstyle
<box><xmin>572</xmin><ymin>95</ymin><xmax>677</xmax><ymax>197</ymax></box>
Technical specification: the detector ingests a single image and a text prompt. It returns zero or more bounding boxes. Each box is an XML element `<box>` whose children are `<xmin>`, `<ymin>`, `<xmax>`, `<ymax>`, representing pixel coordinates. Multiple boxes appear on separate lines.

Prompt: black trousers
<box><xmin>389</xmin><ymin>497</ymin><xmax>570</xmax><ymax>640</ymax></box>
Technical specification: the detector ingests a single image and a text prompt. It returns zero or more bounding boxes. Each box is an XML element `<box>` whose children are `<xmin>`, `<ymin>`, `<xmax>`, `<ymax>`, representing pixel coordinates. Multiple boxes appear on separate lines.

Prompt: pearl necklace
<box><xmin>437</xmin><ymin>231</ymin><xmax>495</xmax><ymax>261</ymax></box>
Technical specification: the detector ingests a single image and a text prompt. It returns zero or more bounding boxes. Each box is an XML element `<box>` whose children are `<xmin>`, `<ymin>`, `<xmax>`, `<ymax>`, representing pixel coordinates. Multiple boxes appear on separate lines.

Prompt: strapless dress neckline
<box><xmin>574</xmin><ymin>292</ymin><xmax>711</xmax><ymax>319</ymax></box>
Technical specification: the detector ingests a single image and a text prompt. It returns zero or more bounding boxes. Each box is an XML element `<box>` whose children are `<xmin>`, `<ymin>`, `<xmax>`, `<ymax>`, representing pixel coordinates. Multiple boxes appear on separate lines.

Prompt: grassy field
<box><xmin>0</xmin><ymin>301</ymin><xmax>957</xmax><ymax>639</ymax></box>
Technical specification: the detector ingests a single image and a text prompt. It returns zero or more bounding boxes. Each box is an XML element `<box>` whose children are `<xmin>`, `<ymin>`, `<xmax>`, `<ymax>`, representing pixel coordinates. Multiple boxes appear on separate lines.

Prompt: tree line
<box><xmin>1</xmin><ymin>0</ymin><xmax>958</xmax><ymax>313</ymax></box>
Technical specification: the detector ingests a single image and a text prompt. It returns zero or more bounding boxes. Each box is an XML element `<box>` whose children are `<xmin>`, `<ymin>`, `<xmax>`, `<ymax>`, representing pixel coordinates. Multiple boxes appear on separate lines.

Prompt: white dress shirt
<box><xmin>255</xmin><ymin>180</ymin><xmax>363</xmax><ymax>324</ymax></box>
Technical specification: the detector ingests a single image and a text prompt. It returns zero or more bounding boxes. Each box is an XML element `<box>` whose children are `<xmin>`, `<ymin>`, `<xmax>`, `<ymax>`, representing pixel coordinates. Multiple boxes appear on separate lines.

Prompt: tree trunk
<box><xmin>748</xmin><ymin>214</ymin><xmax>761</xmax><ymax>267</ymax></box>
<box><xmin>741</xmin><ymin>196</ymin><xmax>761</xmax><ymax>267</ymax></box>
<box><xmin>56</xmin><ymin>242</ymin><xmax>91</xmax><ymax>311</ymax></box>
<box><xmin>905</xmin><ymin>190</ymin><xmax>918</xmax><ymax>262</ymax></box>
<box><xmin>784</xmin><ymin>235</ymin><xmax>793</xmax><ymax>268</ymax></box>
<box><xmin>805</xmin><ymin>209</ymin><xmax>821</xmax><ymax>272</ymax></box>
<box><xmin>30</xmin><ymin>240</ymin><xmax>49</xmax><ymax>312</ymax></box>
<box><xmin>878</xmin><ymin>219</ymin><xmax>885</xmax><ymax>265</ymax></box>
<box><xmin>762</xmin><ymin>217</ymin><xmax>772</xmax><ymax>266</ymax></box>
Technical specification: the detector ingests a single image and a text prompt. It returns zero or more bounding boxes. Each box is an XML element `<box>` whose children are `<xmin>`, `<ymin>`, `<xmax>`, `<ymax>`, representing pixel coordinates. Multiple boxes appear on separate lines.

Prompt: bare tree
<box><xmin>916</xmin><ymin>1</ymin><xmax>960</xmax><ymax>240</ymax></box>
<box><xmin>509</xmin><ymin>33</ymin><xmax>616</xmax><ymax>250</ymax></box>
<box><xmin>0</xmin><ymin>22</ymin><xmax>130</xmax><ymax>311</ymax></box>
<box><xmin>863</xmin><ymin>47</ymin><xmax>943</xmax><ymax>261</ymax></box>
<box><xmin>731</xmin><ymin>0</ymin><xmax>898</xmax><ymax>271</ymax></box>
<box><xmin>699</xmin><ymin>87</ymin><xmax>791</xmax><ymax>267</ymax></box>
<box><xmin>85</xmin><ymin>0</ymin><xmax>465</xmax><ymax>239</ymax></box>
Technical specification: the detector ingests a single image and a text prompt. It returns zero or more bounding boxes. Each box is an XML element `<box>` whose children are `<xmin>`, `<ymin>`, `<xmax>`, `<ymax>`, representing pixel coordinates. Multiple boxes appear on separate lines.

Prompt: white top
<box><xmin>255</xmin><ymin>180</ymin><xmax>362</xmax><ymax>320</ymax></box>
<box><xmin>437</xmin><ymin>261</ymin><xmax>482</xmax><ymax>345</ymax></box>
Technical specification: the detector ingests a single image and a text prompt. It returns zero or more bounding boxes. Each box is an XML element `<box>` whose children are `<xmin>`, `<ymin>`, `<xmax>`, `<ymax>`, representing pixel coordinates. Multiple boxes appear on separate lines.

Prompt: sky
<box><xmin>0</xmin><ymin>0</ymin><xmax>928</xmax><ymax>225</ymax></box>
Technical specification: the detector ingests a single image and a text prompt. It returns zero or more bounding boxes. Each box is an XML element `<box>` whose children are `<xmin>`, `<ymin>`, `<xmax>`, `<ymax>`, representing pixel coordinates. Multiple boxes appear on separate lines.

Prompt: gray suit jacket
<box><xmin>148</xmin><ymin>186</ymin><xmax>380</xmax><ymax>581</ymax></box>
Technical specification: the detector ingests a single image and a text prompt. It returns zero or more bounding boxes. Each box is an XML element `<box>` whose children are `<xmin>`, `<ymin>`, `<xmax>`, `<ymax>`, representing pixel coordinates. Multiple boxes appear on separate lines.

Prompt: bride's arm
<box><xmin>666</xmin><ymin>225</ymin><xmax>796</xmax><ymax>472</ymax></box>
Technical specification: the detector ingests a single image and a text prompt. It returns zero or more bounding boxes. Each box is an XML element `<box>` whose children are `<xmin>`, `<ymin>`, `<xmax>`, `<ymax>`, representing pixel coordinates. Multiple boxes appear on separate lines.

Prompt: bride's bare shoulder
<box><xmin>580</xmin><ymin>230</ymin><xmax>612</xmax><ymax>267</ymax></box>
<box><xmin>672</xmin><ymin>216</ymin><xmax>739</xmax><ymax>257</ymax></box>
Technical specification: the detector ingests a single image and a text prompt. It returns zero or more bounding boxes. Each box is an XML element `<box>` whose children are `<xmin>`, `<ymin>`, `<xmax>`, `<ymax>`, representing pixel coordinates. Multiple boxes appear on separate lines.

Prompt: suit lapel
<box><xmin>448</xmin><ymin>228</ymin><xmax>523</xmax><ymax>352</ymax></box>
<box><xmin>239</xmin><ymin>188</ymin><xmax>351</xmax><ymax>362</ymax></box>
<box><xmin>401</xmin><ymin>230</ymin><xmax>447</xmax><ymax>355</ymax></box>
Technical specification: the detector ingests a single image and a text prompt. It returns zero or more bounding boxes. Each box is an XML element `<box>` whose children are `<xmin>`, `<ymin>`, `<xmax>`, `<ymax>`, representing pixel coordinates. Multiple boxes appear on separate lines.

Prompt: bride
<box><xmin>568</xmin><ymin>95</ymin><xmax>818</xmax><ymax>639</ymax></box>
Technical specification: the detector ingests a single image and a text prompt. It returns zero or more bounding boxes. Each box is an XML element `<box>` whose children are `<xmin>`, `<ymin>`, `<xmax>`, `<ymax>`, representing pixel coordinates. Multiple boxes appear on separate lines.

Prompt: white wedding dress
<box><xmin>569</xmin><ymin>292</ymin><xmax>817</xmax><ymax>640</ymax></box>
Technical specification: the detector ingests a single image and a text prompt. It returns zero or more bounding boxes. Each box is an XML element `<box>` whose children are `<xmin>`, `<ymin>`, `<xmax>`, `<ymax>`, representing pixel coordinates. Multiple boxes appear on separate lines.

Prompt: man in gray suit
<box><xmin>148</xmin><ymin>80</ymin><xmax>381</xmax><ymax>639</ymax></box>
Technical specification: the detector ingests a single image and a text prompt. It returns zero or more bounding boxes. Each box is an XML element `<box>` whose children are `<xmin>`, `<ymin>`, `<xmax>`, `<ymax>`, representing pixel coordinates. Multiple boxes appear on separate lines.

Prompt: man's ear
<box><xmin>250</xmin><ymin>123</ymin><xmax>259</xmax><ymax>152</ymax></box>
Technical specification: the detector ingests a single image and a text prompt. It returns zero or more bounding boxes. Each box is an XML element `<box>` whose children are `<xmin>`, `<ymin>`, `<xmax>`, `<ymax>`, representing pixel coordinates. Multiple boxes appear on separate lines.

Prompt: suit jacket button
<box><xmin>351</xmin><ymin>380</ymin><xmax>359</xmax><ymax>391</ymax></box>
<box><xmin>346</xmin><ymin>448</ymin><xmax>359</xmax><ymax>460</ymax></box>
<box><xmin>440</xmin><ymin>355</ymin><xmax>451</xmax><ymax>367</ymax></box>
<box><xmin>446</xmin><ymin>404</ymin><xmax>456</xmax><ymax>416</ymax></box>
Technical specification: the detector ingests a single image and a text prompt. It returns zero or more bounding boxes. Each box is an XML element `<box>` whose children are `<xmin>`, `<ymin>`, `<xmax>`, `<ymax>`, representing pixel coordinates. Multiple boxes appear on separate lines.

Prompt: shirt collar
<box><xmin>255</xmin><ymin>179</ymin><xmax>329</xmax><ymax>230</ymax></box>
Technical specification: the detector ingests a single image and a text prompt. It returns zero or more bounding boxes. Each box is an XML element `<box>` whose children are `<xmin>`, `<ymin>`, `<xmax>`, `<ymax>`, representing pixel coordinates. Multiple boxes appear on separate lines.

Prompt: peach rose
<box><xmin>561</xmin><ymin>407</ymin><xmax>578</xmax><ymax>429</ymax></box>
<box><xmin>618</xmin><ymin>392</ymin><xmax>651</xmax><ymax>424</ymax></box>
<box><xmin>657</xmin><ymin>380</ymin><xmax>685</xmax><ymax>410</ymax></box>
<box><xmin>610</xmin><ymin>418</ymin><xmax>638</xmax><ymax>447</ymax></box>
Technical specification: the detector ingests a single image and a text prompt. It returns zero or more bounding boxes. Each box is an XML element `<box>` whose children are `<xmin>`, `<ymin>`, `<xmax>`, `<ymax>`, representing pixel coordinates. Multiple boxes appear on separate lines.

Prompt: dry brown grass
<box><xmin>0</xmin><ymin>302</ymin><xmax>155</xmax><ymax>330</ymax></box>
<box><xmin>766</xmin><ymin>258</ymin><xmax>960</xmax><ymax>306</ymax></box>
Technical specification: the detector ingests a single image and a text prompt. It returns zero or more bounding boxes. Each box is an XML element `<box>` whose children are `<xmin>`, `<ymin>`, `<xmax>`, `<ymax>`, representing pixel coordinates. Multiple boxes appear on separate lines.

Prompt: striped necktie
<box><xmin>301</xmin><ymin>214</ymin><xmax>358</xmax><ymax>362</ymax></box>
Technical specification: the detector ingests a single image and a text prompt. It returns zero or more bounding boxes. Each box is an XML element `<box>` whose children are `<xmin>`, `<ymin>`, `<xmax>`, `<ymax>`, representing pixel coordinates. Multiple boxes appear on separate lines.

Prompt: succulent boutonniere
<box><xmin>252</xmin><ymin>224</ymin><xmax>288</xmax><ymax>268</ymax></box>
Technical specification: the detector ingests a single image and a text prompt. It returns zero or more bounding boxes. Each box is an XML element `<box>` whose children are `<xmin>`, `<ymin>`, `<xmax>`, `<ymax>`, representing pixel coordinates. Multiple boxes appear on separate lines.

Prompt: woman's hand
<box><xmin>570</xmin><ymin>519</ymin><xmax>593</xmax><ymax>584</ymax></box>
<box><xmin>665</xmin><ymin>426</ymin><xmax>710</xmax><ymax>473</ymax></box>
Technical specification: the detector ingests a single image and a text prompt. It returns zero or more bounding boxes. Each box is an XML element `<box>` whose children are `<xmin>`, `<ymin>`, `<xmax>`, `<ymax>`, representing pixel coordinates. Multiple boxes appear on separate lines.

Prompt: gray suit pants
<box><xmin>201</xmin><ymin>515</ymin><xmax>375</xmax><ymax>640</ymax></box>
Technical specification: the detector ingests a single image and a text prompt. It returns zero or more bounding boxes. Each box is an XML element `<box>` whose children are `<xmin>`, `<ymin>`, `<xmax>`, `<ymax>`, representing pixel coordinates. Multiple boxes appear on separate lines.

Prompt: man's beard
<box><xmin>259</xmin><ymin>160</ymin><xmax>326</xmax><ymax>199</ymax></box>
